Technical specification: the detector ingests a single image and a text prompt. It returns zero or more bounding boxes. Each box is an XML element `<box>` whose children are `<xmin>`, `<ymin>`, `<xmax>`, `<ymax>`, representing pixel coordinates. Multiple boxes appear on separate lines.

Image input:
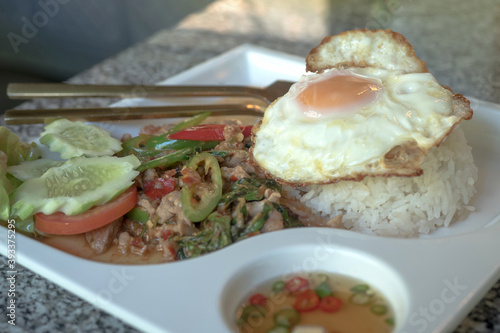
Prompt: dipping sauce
<box><xmin>235</xmin><ymin>272</ymin><xmax>394</xmax><ymax>333</ymax></box>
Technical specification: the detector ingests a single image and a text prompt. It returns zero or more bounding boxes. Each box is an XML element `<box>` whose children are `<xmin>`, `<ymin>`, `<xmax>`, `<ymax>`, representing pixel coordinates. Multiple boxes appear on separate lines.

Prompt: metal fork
<box><xmin>5</xmin><ymin>81</ymin><xmax>293</xmax><ymax>125</ymax></box>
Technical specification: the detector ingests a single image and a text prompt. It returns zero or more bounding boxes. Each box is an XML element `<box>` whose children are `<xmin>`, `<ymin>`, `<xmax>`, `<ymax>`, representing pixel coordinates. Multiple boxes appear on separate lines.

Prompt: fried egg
<box><xmin>252</xmin><ymin>67</ymin><xmax>470</xmax><ymax>184</ymax></box>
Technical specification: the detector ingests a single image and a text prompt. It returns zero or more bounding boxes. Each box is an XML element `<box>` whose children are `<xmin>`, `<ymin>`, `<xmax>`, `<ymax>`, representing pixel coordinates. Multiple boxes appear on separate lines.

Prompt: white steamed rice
<box><xmin>288</xmin><ymin>126</ymin><xmax>478</xmax><ymax>237</ymax></box>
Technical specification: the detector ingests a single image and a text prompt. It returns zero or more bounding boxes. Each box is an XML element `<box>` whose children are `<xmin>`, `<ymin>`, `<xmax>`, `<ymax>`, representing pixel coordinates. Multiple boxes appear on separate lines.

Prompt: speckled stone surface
<box><xmin>2</xmin><ymin>1</ymin><xmax>500</xmax><ymax>332</ymax></box>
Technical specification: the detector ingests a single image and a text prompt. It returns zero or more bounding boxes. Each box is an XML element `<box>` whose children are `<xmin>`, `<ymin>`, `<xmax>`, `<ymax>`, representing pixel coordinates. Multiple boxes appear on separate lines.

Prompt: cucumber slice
<box><xmin>10</xmin><ymin>155</ymin><xmax>140</xmax><ymax>220</ymax></box>
<box><xmin>7</xmin><ymin>159</ymin><xmax>65</xmax><ymax>181</ymax></box>
<box><xmin>40</xmin><ymin>119</ymin><xmax>122</xmax><ymax>159</ymax></box>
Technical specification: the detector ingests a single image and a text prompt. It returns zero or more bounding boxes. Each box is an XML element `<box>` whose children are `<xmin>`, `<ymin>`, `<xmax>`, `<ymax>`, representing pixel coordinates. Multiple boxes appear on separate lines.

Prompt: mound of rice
<box><xmin>288</xmin><ymin>126</ymin><xmax>478</xmax><ymax>237</ymax></box>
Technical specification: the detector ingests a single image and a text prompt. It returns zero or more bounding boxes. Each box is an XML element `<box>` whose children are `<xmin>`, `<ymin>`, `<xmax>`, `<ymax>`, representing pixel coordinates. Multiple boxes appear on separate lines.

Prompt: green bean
<box><xmin>137</xmin><ymin>148</ymin><xmax>193</xmax><ymax>172</ymax></box>
<box><xmin>236</xmin><ymin>203</ymin><xmax>273</xmax><ymax>240</ymax></box>
<box><xmin>272</xmin><ymin>203</ymin><xmax>303</xmax><ymax>228</ymax></box>
<box><xmin>176</xmin><ymin>212</ymin><xmax>232</xmax><ymax>259</ymax></box>
<box><xmin>145</xmin><ymin>139</ymin><xmax>219</xmax><ymax>151</ymax></box>
<box><xmin>165</xmin><ymin>112</ymin><xmax>211</xmax><ymax>134</ymax></box>
<box><xmin>144</xmin><ymin>112</ymin><xmax>212</xmax><ymax>150</ymax></box>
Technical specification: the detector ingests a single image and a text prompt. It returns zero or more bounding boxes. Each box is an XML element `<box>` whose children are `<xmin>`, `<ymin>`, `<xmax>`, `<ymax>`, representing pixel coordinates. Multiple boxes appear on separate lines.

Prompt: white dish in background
<box><xmin>1</xmin><ymin>44</ymin><xmax>500</xmax><ymax>333</ymax></box>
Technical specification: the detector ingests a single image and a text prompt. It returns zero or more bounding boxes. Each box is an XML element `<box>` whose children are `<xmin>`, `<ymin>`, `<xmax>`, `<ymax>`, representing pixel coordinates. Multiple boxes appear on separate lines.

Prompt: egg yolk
<box><xmin>298</xmin><ymin>74</ymin><xmax>381</xmax><ymax>118</ymax></box>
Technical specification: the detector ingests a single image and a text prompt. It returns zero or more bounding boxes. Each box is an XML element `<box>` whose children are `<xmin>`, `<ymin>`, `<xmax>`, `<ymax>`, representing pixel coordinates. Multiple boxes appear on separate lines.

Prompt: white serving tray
<box><xmin>1</xmin><ymin>44</ymin><xmax>500</xmax><ymax>333</ymax></box>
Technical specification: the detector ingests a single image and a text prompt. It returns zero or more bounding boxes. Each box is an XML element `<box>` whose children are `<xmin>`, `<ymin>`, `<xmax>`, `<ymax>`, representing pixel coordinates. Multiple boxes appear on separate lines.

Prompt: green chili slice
<box><xmin>126</xmin><ymin>207</ymin><xmax>149</xmax><ymax>224</ymax></box>
<box><xmin>267</xmin><ymin>326</ymin><xmax>290</xmax><ymax>333</ymax></box>
<box><xmin>350</xmin><ymin>293</ymin><xmax>372</xmax><ymax>305</ymax></box>
<box><xmin>273</xmin><ymin>308</ymin><xmax>300</xmax><ymax>327</ymax></box>
<box><xmin>316</xmin><ymin>273</ymin><xmax>328</xmax><ymax>283</ymax></box>
<box><xmin>181</xmin><ymin>153</ymin><xmax>222</xmax><ymax>222</ymax></box>
<box><xmin>272</xmin><ymin>280</ymin><xmax>286</xmax><ymax>293</ymax></box>
<box><xmin>315</xmin><ymin>281</ymin><xmax>333</xmax><ymax>299</ymax></box>
<box><xmin>370</xmin><ymin>304</ymin><xmax>388</xmax><ymax>315</ymax></box>
<box><xmin>239</xmin><ymin>305</ymin><xmax>265</xmax><ymax>324</ymax></box>
<box><xmin>350</xmin><ymin>284</ymin><xmax>370</xmax><ymax>294</ymax></box>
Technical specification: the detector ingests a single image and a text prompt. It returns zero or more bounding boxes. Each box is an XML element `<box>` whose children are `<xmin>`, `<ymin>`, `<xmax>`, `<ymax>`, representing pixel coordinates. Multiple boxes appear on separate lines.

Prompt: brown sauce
<box><xmin>40</xmin><ymin>234</ymin><xmax>167</xmax><ymax>265</ymax></box>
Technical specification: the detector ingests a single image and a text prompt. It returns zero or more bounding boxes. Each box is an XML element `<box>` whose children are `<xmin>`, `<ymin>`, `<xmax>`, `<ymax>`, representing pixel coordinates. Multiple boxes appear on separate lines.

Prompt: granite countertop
<box><xmin>2</xmin><ymin>0</ymin><xmax>500</xmax><ymax>332</ymax></box>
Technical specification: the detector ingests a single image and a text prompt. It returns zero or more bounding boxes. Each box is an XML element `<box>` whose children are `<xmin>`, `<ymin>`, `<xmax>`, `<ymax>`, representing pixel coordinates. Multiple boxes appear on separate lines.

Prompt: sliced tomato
<box><xmin>319</xmin><ymin>296</ymin><xmax>343</xmax><ymax>313</ymax></box>
<box><xmin>293</xmin><ymin>289</ymin><xmax>320</xmax><ymax>312</ymax></box>
<box><xmin>167</xmin><ymin>124</ymin><xmax>253</xmax><ymax>141</ymax></box>
<box><xmin>35</xmin><ymin>186</ymin><xmax>138</xmax><ymax>235</ymax></box>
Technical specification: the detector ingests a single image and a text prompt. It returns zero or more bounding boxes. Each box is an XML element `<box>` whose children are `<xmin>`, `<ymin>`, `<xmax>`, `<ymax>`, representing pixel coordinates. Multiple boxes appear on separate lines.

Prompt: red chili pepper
<box><xmin>131</xmin><ymin>238</ymin><xmax>143</xmax><ymax>247</ymax></box>
<box><xmin>241</xmin><ymin>125</ymin><xmax>252</xmax><ymax>137</ymax></box>
<box><xmin>249</xmin><ymin>293</ymin><xmax>267</xmax><ymax>306</ymax></box>
<box><xmin>285</xmin><ymin>277</ymin><xmax>310</xmax><ymax>293</ymax></box>
<box><xmin>293</xmin><ymin>289</ymin><xmax>320</xmax><ymax>312</ymax></box>
<box><xmin>319</xmin><ymin>296</ymin><xmax>343</xmax><ymax>313</ymax></box>
<box><xmin>144</xmin><ymin>177</ymin><xmax>176</xmax><ymax>200</ymax></box>
<box><xmin>167</xmin><ymin>124</ymin><xmax>253</xmax><ymax>141</ymax></box>
<box><xmin>161</xmin><ymin>230</ymin><xmax>172</xmax><ymax>241</ymax></box>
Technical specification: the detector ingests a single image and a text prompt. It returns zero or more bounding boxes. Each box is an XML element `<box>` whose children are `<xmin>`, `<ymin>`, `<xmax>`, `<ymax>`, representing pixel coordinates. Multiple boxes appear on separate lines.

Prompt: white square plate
<box><xmin>1</xmin><ymin>44</ymin><xmax>500</xmax><ymax>333</ymax></box>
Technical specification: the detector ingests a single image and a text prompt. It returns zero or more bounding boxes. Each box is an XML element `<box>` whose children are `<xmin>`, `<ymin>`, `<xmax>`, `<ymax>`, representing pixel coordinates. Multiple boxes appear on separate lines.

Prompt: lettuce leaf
<box><xmin>0</xmin><ymin>127</ymin><xmax>40</xmax><ymax>166</ymax></box>
<box><xmin>0</xmin><ymin>127</ymin><xmax>41</xmax><ymax>221</ymax></box>
<box><xmin>0</xmin><ymin>152</ymin><xmax>10</xmax><ymax>220</ymax></box>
